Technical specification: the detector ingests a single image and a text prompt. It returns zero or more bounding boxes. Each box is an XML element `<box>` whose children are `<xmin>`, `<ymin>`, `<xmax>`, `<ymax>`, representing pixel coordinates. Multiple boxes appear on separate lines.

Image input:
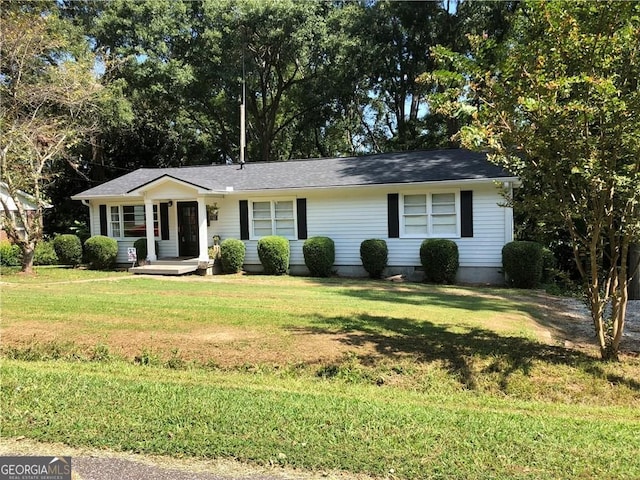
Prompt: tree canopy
<box><xmin>459</xmin><ymin>0</ymin><xmax>640</xmax><ymax>359</ymax></box>
<box><xmin>0</xmin><ymin>2</ymin><xmax>109</xmax><ymax>272</ymax></box>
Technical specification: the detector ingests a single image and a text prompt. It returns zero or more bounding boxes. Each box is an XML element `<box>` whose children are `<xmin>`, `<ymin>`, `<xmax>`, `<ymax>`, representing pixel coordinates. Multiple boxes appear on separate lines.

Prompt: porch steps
<box><xmin>129</xmin><ymin>258</ymin><xmax>201</xmax><ymax>276</ymax></box>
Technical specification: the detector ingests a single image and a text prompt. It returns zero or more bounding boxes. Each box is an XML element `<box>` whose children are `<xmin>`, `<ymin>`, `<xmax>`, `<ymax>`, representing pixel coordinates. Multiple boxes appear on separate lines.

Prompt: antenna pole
<box><xmin>240</xmin><ymin>48</ymin><xmax>246</xmax><ymax>168</ymax></box>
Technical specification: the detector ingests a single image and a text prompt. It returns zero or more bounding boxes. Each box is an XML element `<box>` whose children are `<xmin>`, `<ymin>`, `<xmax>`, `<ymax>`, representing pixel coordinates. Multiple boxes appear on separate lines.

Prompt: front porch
<box><xmin>129</xmin><ymin>257</ymin><xmax>214</xmax><ymax>276</ymax></box>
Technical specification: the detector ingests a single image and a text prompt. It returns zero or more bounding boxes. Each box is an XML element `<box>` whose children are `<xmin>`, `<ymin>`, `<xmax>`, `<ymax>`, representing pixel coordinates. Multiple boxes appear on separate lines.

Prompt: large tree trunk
<box><xmin>20</xmin><ymin>242</ymin><xmax>35</xmax><ymax>274</ymax></box>
<box><xmin>630</xmin><ymin>243</ymin><xmax>640</xmax><ymax>300</ymax></box>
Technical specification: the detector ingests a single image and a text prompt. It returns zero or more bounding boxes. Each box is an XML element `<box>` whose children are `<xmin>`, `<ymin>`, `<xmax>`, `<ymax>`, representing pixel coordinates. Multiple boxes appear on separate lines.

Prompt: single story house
<box><xmin>0</xmin><ymin>182</ymin><xmax>44</xmax><ymax>242</ymax></box>
<box><xmin>71</xmin><ymin>149</ymin><xmax>518</xmax><ymax>283</ymax></box>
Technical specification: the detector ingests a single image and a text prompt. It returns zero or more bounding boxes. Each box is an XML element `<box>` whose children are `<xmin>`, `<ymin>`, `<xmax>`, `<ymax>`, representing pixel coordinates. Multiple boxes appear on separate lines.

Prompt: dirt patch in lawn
<box><xmin>0</xmin><ymin>322</ymin><xmax>361</xmax><ymax>367</ymax></box>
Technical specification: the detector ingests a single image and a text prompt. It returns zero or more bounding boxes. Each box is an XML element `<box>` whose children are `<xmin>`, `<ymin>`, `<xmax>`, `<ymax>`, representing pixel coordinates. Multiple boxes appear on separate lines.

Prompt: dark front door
<box><xmin>177</xmin><ymin>201</ymin><xmax>199</xmax><ymax>257</ymax></box>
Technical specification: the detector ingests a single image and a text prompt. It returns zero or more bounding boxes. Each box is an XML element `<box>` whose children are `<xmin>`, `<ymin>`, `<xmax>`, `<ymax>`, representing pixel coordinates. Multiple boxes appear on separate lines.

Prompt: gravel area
<box><xmin>545</xmin><ymin>297</ymin><xmax>640</xmax><ymax>353</ymax></box>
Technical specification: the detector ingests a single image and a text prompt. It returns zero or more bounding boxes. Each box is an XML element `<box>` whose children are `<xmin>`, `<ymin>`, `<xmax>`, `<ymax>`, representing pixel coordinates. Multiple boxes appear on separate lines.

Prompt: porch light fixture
<box><xmin>207</xmin><ymin>203</ymin><xmax>219</xmax><ymax>221</ymax></box>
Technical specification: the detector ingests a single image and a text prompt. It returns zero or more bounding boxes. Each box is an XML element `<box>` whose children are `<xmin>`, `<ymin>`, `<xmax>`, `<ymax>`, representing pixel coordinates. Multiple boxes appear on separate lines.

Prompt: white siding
<box><xmin>209</xmin><ymin>183</ymin><xmax>508</xmax><ymax>271</ymax></box>
<box><xmin>85</xmin><ymin>181</ymin><xmax>509</xmax><ymax>273</ymax></box>
<box><xmin>87</xmin><ymin>199</ymin><xmax>177</xmax><ymax>263</ymax></box>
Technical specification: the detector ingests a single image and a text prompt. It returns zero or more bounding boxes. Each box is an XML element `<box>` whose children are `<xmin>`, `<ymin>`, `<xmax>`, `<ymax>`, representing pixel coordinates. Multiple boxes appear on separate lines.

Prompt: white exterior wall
<box><xmin>207</xmin><ymin>182</ymin><xmax>508</xmax><ymax>281</ymax></box>
<box><xmin>84</xmin><ymin>180</ymin><xmax>510</xmax><ymax>283</ymax></box>
<box><xmin>87</xmin><ymin>199</ymin><xmax>178</xmax><ymax>264</ymax></box>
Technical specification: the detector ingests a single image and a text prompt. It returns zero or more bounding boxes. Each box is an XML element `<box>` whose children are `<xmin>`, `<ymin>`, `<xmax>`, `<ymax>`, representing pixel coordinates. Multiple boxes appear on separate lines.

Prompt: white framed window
<box><xmin>401</xmin><ymin>191</ymin><xmax>459</xmax><ymax>238</ymax></box>
<box><xmin>109</xmin><ymin>205</ymin><xmax>158</xmax><ymax>238</ymax></box>
<box><xmin>251</xmin><ymin>199</ymin><xmax>296</xmax><ymax>239</ymax></box>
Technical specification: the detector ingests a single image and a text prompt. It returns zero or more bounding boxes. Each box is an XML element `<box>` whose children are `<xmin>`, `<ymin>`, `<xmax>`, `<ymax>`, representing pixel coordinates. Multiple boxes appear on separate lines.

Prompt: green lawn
<box><xmin>1</xmin><ymin>267</ymin><xmax>639</xmax><ymax>478</ymax></box>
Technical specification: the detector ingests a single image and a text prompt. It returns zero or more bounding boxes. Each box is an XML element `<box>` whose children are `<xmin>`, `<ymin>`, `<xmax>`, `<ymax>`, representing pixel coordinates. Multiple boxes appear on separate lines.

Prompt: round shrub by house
<box><xmin>34</xmin><ymin>240</ymin><xmax>58</xmax><ymax>265</ymax></box>
<box><xmin>0</xmin><ymin>241</ymin><xmax>21</xmax><ymax>266</ymax></box>
<box><xmin>303</xmin><ymin>236</ymin><xmax>335</xmax><ymax>277</ymax></box>
<box><xmin>502</xmin><ymin>241</ymin><xmax>543</xmax><ymax>288</ymax></box>
<box><xmin>257</xmin><ymin>236</ymin><xmax>290</xmax><ymax>275</ymax></box>
<box><xmin>360</xmin><ymin>239</ymin><xmax>388</xmax><ymax>279</ymax></box>
<box><xmin>420</xmin><ymin>239</ymin><xmax>459</xmax><ymax>284</ymax></box>
<box><xmin>134</xmin><ymin>237</ymin><xmax>159</xmax><ymax>263</ymax></box>
<box><xmin>220</xmin><ymin>238</ymin><xmax>246</xmax><ymax>273</ymax></box>
<box><xmin>53</xmin><ymin>234</ymin><xmax>82</xmax><ymax>266</ymax></box>
<box><xmin>84</xmin><ymin>235</ymin><xmax>118</xmax><ymax>270</ymax></box>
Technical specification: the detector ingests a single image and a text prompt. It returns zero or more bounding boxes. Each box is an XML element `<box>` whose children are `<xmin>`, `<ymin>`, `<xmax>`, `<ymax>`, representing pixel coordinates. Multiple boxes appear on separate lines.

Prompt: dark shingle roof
<box><xmin>73</xmin><ymin>149</ymin><xmax>514</xmax><ymax>198</ymax></box>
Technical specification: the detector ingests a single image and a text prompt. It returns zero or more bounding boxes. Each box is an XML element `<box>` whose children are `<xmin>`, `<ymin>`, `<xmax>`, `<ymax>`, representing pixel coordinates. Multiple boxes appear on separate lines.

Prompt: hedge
<box><xmin>84</xmin><ymin>235</ymin><xmax>118</xmax><ymax>270</ymax></box>
<box><xmin>53</xmin><ymin>234</ymin><xmax>83</xmax><ymax>266</ymax></box>
<box><xmin>502</xmin><ymin>241</ymin><xmax>544</xmax><ymax>288</ymax></box>
<box><xmin>303</xmin><ymin>236</ymin><xmax>335</xmax><ymax>277</ymax></box>
<box><xmin>360</xmin><ymin>239</ymin><xmax>388</xmax><ymax>279</ymax></box>
<box><xmin>257</xmin><ymin>236</ymin><xmax>290</xmax><ymax>275</ymax></box>
<box><xmin>220</xmin><ymin>238</ymin><xmax>246</xmax><ymax>273</ymax></box>
<box><xmin>420</xmin><ymin>239</ymin><xmax>459</xmax><ymax>284</ymax></box>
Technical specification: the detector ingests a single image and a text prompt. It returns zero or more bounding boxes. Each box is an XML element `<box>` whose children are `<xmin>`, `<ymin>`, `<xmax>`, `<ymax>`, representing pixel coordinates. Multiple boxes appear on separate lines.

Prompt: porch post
<box><xmin>197</xmin><ymin>197</ymin><xmax>209</xmax><ymax>261</ymax></box>
<box><xmin>144</xmin><ymin>198</ymin><xmax>157</xmax><ymax>261</ymax></box>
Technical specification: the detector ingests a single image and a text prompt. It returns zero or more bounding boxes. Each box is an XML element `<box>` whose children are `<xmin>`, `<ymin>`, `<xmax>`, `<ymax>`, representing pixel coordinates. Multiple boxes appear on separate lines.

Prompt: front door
<box><xmin>177</xmin><ymin>201</ymin><xmax>199</xmax><ymax>257</ymax></box>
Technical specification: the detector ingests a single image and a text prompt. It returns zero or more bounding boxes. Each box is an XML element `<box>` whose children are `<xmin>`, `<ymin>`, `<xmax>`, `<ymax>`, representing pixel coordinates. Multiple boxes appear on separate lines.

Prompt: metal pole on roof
<box><xmin>239</xmin><ymin>47</ymin><xmax>246</xmax><ymax>169</ymax></box>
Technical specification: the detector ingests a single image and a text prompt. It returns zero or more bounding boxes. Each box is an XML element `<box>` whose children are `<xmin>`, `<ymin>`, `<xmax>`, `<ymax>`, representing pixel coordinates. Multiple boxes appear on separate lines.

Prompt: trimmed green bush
<box><xmin>220</xmin><ymin>238</ymin><xmax>246</xmax><ymax>274</ymax></box>
<box><xmin>502</xmin><ymin>241</ymin><xmax>544</xmax><ymax>288</ymax></box>
<box><xmin>84</xmin><ymin>235</ymin><xmax>118</xmax><ymax>270</ymax></box>
<box><xmin>360</xmin><ymin>239</ymin><xmax>388</xmax><ymax>279</ymax></box>
<box><xmin>420</xmin><ymin>239</ymin><xmax>459</xmax><ymax>284</ymax></box>
<box><xmin>53</xmin><ymin>234</ymin><xmax>83</xmax><ymax>266</ymax></box>
<box><xmin>0</xmin><ymin>241</ymin><xmax>21</xmax><ymax>266</ymax></box>
<box><xmin>257</xmin><ymin>236</ymin><xmax>290</xmax><ymax>275</ymax></box>
<box><xmin>303</xmin><ymin>236</ymin><xmax>335</xmax><ymax>277</ymax></box>
<box><xmin>133</xmin><ymin>238</ymin><xmax>159</xmax><ymax>263</ymax></box>
<box><xmin>34</xmin><ymin>240</ymin><xmax>58</xmax><ymax>265</ymax></box>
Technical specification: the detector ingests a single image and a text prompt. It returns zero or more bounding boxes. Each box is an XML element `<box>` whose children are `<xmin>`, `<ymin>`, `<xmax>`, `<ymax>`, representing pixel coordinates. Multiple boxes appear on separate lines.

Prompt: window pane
<box><xmin>254</xmin><ymin>220</ymin><xmax>273</xmax><ymax>237</ymax></box>
<box><xmin>405</xmin><ymin>215</ymin><xmax>428</xmax><ymax>234</ymax></box>
<box><xmin>253</xmin><ymin>202</ymin><xmax>271</xmax><ymax>219</ymax></box>
<box><xmin>123</xmin><ymin>205</ymin><xmax>148</xmax><ymax>237</ymax></box>
<box><xmin>110</xmin><ymin>207</ymin><xmax>121</xmax><ymax>237</ymax></box>
<box><xmin>432</xmin><ymin>214</ymin><xmax>457</xmax><ymax>234</ymax></box>
<box><xmin>404</xmin><ymin>195</ymin><xmax>426</xmax><ymax>214</ymax></box>
<box><xmin>432</xmin><ymin>193</ymin><xmax>456</xmax><ymax>214</ymax></box>
<box><xmin>275</xmin><ymin>219</ymin><xmax>295</xmax><ymax>236</ymax></box>
<box><xmin>275</xmin><ymin>201</ymin><xmax>293</xmax><ymax>219</ymax></box>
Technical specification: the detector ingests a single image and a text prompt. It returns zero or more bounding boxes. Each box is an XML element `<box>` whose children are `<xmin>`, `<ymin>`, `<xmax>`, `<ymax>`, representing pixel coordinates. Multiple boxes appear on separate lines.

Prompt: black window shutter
<box><xmin>99</xmin><ymin>205</ymin><xmax>107</xmax><ymax>236</ymax></box>
<box><xmin>296</xmin><ymin>198</ymin><xmax>307</xmax><ymax>240</ymax></box>
<box><xmin>387</xmin><ymin>193</ymin><xmax>400</xmax><ymax>238</ymax></box>
<box><xmin>239</xmin><ymin>200</ymin><xmax>249</xmax><ymax>240</ymax></box>
<box><xmin>461</xmin><ymin>190</ymin><xmax>473</xmax><ymax>238</ymax></box>
<box><xmin>160</xmin><ymin>203</ymin><xmax>170</xmax><ymax>240</ymax></box>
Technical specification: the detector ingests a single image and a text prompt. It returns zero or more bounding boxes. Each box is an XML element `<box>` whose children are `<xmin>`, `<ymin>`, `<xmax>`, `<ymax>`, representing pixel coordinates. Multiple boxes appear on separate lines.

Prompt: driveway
<box><xmin>0</xmin><ymin>438</ymin><xmax>368</xmax><ymax>480</ymax></box>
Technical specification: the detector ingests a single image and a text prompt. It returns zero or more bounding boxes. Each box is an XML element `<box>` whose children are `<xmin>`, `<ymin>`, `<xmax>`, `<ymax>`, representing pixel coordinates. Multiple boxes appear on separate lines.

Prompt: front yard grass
<box><xmin>1</xmin><ymin>267</ymin><xmax>639</xmax><ymax>478</ymax></box>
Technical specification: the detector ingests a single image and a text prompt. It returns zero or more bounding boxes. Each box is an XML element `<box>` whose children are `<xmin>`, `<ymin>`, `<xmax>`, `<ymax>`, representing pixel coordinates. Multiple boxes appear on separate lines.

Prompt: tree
<box><xmin>460</xmin><ymin>1</ymin><xmax>640</xmax><ymax>360</ymax></box>
<box><xmin>0</xmin><ymin>3</ymin><xmax>105</xmax><ymax>272</ymax></box>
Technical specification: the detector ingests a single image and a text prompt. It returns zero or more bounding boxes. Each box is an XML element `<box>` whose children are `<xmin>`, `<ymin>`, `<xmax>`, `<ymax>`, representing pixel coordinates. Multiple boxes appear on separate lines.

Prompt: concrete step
<box><xmin>129</xmin><ymin>264</ymin><xmax>199</xmax><ymax>276</ymax></box>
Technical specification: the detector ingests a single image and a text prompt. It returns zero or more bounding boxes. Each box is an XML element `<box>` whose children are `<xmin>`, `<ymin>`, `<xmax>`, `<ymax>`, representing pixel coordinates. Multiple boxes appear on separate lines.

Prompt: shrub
<box><xmin>420</xmin><ymin>239</ymin><xmax>459</xmax><ymax>284</ymax></box>
<box><xmin>0</xmin><ymin>241</ymin><xmax>21</xmax><ymax>266</ymax></box>
<box><xmin>53</xmin><ymin>234</ymin><xmax>83</xmax><ymax>266</ymax></box>
<box><xmin>34</xmin><ymin>240</ymin><xmax>58</xmax><ymax>265</ymax></box>
<box><xmin>303</xmin><ymin>236</ymin><xmax>335</xmax><ymax>277</ymax></box>
<box><xmin>133</xmin><ymin>238</ymin><xmax>159</xmax><ymax>262</ymax></box>
<box><xmin>502</xmin><ymin>241</ymin><xmax>544</xmax><ymax>288</ymax></box>
<box><xmin>360</xmin><ymin>239</ymin><xmax>388</xmax><ymax>279</ymax></box>
<box><xmin>257</xmin><ymin>236</ymin><xmax>290</xmax><ymax>275</ymax></box>
<box><xmin>84</xmin><ymin>235</ymin><xmax>118</xmax><ymax>270</ymax></box>
<box><xmin>541</xmin><ymin>247</ymin><xmax>557</xmax><ymax>284</ymax></box>
<box><xmin>220</xmin><ymin>238</ymin><xmax>246</xmax><ymax>273</ymax></box>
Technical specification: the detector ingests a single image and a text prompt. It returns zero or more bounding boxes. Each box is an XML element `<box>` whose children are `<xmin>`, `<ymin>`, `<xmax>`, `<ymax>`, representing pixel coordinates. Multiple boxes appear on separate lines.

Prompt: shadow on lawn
<box><xmin>290</xmin><ymin>312</ymin><xmax>640</xmax><ymax>393</ymax></box>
